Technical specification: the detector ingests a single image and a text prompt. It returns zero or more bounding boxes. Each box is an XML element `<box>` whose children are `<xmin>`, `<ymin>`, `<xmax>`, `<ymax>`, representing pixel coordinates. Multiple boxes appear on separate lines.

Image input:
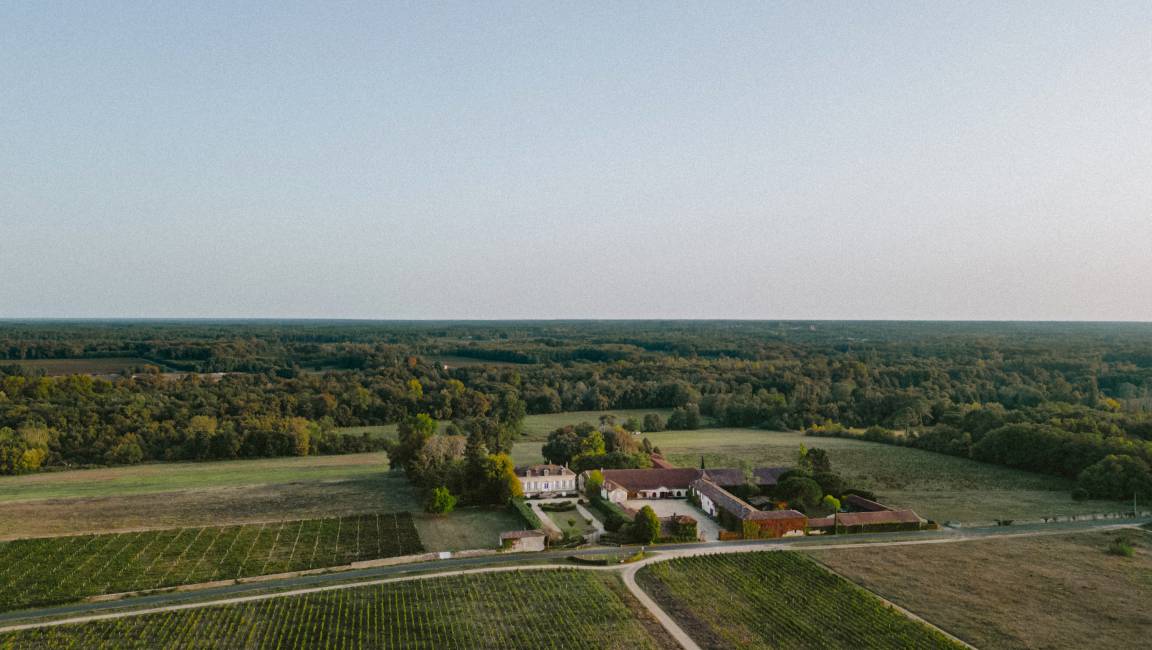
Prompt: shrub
<box><xmin>1107</xmin><ymin>537</ymin><xmax>1134</xmax><ymax>557</ymax></box>
<box><xmin>1071</xmin><ymin>487</ymin><xmax>1089</xmax><ymax>501</ymax></box>
<box><xmin>509</xmin><ymin>497</ymin><xmax>544</xmax><ymax>529</ymax></box>
<box><xmin>631</xmin><ymin>506</ymin><xmax>660</xmax><ymax>544</ymax></box>
<box><xmin>584</xmin><ymin>469</ymin><xmax>604</xmax><ymax>500</ymax></box>
<box><xmin>424</xmin><ymin>487</ymin><xmax>457</xmax><ymax>514</ymax></box>
<box><xmin>540</xmin><ymin>501</ymin><xmax>576</xmax><ymax>512</ymax></box>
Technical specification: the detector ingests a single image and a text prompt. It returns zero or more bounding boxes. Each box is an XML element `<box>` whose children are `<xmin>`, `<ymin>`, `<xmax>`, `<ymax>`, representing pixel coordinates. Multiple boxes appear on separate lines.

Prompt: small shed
<box><xmin>499</xmin><ymin>530</ymin><xmax>547</xmax><ymax>552</ymax></box>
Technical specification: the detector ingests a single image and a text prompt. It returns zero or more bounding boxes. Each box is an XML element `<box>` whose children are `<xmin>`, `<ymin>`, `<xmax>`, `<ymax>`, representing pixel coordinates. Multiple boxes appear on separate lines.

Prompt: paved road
<box><xmin>0</xmin><ymin>516</ymin><xmax>1145</xmax><ymax>636</ymax></box>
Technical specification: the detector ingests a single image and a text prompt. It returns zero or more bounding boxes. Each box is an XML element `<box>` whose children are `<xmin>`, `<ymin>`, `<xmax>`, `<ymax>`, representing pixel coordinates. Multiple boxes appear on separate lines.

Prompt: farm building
<box><xmin>499</xmin><ymin>529</ymin><xmax>547</xmax><ymax>552</ymax></box>
<box><xmin>586</xmin><ymin>464</ymin><xmax>791</xmax><ymax>503</ymax></box>
<box><xmin>593</xmin><ymin>468</ymin><xmax>702</xmax><ymax>502</ymax></box>
<box><xmin>699</xmin><ymin>467</ymin><xmax>790</xmax><ymax>491</ymax></box>
<box><xmin>692</xmin><ymin>478</ymin><xmax>807</xmax><ymax>538</ymax></box>
<box><xmin>515</xmin><ymin>464</ymin><xmax>577</xmax><ymax>497</ymax></box>
<box><xmin>808</xmin><ymin>509</ymin><xmax>924</xmax><ymax>534</ymax></box>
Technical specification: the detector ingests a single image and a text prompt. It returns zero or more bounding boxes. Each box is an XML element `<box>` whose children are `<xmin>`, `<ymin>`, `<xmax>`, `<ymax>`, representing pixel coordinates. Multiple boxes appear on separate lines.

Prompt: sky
<box><xmin>2</xmin><ymin>2</ymin><xmax>1151</xmax><ymax>320</ymax></box>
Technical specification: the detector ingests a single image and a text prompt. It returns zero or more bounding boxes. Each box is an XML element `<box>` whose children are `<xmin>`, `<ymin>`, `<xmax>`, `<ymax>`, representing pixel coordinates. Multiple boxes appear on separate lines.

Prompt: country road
<box><xmin>1</xmin><ymin>516</ymin><xmax>1146</xmax><ymax>646</ymax></box>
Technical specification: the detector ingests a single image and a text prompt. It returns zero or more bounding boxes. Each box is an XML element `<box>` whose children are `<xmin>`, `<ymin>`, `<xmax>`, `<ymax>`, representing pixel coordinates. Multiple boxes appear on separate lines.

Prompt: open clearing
<box><xmin>335</xmin><ymin>408</ymin><xmax>674</xmax><ymax>442</ymax></box>
<box><xmin>636</xmin><ymin>551</ymin><xmax>961</xmax><ymax>649</ymax></box>
<box><xmin>4</xmin><ymin>357</ymin><xmax>160</xmax><ymax>375</ymax></box>
<box><xmin>0</xmin><ymin>452</ymin><xmax>390</xmax><ymax>503</ymax></box>
<box><xmin>0</xmin><ymin>513</ymin><xmax>422</xmax><ymax>613</ymax></box>
<box><xmin>811</xmin><ymin>528</ymin><xmax>1152</xmax><ymax>649</ymax></box>
<box><xmin>0</xmin><ymin>570</ymin><xmax>676</xmax><ymax>649</ymax></box>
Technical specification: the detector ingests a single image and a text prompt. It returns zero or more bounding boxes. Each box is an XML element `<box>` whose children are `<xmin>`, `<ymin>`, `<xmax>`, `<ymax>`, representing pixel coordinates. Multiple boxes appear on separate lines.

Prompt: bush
<box><xmin>631</xmin><ymin>506</ymin><xmax>660</xmax><ymax>544</ymax></box>
<box><xmin>509</xmin><ymin>497</ymin><xmax>544</xmax><ymax>529</ymax></box>
<box><xmin>540</xmin><ymin>501</ymin><xmax>576</xmax><ymax>512</ymax></box>
<box><xmin>590</xmin><ymin>496</ymin><xmax>633</xmax><ymax>522</ymax></box>
<box><xmin>1071</xmin><ymin>487</ymin><xmax>1090</xmax><ymax>501</ymax></box>
<box><xmin>605</xmin><ymin>513</ymin><xmax>628</xmax><ymax>533</ymax></box>
<box><xmin>424</xmin><ymin>487</ymin><xmax>457</xmax><ymax>514</ymax></box>
<box><xmin>1107</xmin><ymin>537</ymin><xmax>1134</xmax><ymax>557</ymax></box>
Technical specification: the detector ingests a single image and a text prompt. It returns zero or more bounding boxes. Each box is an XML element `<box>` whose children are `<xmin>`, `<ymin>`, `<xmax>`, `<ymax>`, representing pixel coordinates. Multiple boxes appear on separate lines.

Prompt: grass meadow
<box><xmin>6</xmin><ymin>357</ymin><xmax>160</xmax><ymax>375</ymax></box>
<box><xmin>636</xmin><ymin>551</ymin><xmax>962</xmax><ymax>649</ymax></box>
<box><xmin>0</xmin><ymin>570</ymin><xmax>676</xmax><ymax>649</ymax></box>
<box><xmin>811</xmin><ymin>529</ymin><xmax>1152</xmax><ymax>649</ymax></box>
<box><xmin>0</xmin><ymin>513</ymin><xmax>423</xmax><ymax>612</ymax></box>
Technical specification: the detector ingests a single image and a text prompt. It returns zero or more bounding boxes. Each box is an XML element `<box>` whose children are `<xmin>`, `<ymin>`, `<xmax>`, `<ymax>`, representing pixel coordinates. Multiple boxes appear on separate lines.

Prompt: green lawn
<box><xmin>0</xmin><ymin>452</ymin><xmax>391</xmax><ymax>502</ymax></box>
<box><xmin>412</xmin><ymin>507</ymin><xmax>525</xmax><ymax>552</ymax></box>
<box><xmin>543</xmin><ymin>507</ymin><xmax>596</xmax><ymax>538</ymax></box>
<box><xmin>1</xmin><ymin>570</ymin><xmax>674</xmax><ymax>649</ymax></box>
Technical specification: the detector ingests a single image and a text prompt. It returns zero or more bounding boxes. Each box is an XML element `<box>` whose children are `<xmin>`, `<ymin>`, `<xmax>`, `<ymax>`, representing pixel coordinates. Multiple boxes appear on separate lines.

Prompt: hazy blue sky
<box><xmin>2</xmin><ymin>2</ymin><xmax>1150</xmax><ymax>320</ymax></box>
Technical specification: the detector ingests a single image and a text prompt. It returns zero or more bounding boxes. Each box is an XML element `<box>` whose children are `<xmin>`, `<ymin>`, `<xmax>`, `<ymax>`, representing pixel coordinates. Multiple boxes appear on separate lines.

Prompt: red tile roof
<box><xmin>809</xmin><ymin>510</ymin><xmax>922</xmax><ymax>528</ymax></box>
<box><xmin>601</xmin><ymin>468</ymin><xmax>702</xmax><ymax>492</ymax></box>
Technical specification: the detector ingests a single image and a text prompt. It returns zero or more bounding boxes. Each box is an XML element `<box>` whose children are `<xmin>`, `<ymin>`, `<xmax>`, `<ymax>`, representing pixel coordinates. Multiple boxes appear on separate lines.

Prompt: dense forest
<box><xmin>1</xmin><ymin>320</ymin><xmax>1151</xmax><ymax>501</ymax></box>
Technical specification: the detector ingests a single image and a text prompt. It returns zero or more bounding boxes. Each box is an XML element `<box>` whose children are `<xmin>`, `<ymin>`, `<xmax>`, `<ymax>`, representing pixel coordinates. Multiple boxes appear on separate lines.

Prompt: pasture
<box><xmin>636</xmin><ymin>551</ymin><xmax>961</xmax><ymax>649</ymax></box>
<box><xmin>0</xmin><ymin>513</ymin><xmax>422</xmax><ymax>613</ymax></box>
<box><xmin>334</xmin><ymin>408</ymin><xmax>674</xmax><ymax>442</ymax></box>
<box><xmin>5</xmin><ymin>357</ymin><xmax>160</xmax><ymax>375</ymax></box>
<box><xmin>0</xmin><ymin>570</ymin><xmax>675</xmax><ymax>649</ymax></box>
<box><xmin>0</xmin><ymin>453</ymin><xmax>390</xmax><ymax>503</ymax></box>
<box><xmin>811</xmin><ymin>529</ymin><xmax>1152</xmax><ymax>649</ymax></box>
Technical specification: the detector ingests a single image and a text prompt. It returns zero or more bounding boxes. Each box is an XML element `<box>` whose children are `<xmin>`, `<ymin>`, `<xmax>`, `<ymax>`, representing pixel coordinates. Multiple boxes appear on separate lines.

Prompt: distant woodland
<box><xmin>1</xmin><ymin>320</ymin><xmax>1151</xmax><ymax>502</ymax></box>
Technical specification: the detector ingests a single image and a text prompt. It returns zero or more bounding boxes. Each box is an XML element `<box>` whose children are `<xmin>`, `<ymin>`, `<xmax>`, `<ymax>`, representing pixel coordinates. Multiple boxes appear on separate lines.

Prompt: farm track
<box><xmin>1</xmin><ymin>517</ymin><xmax>1144</xmax><ymax>648</ymax></box>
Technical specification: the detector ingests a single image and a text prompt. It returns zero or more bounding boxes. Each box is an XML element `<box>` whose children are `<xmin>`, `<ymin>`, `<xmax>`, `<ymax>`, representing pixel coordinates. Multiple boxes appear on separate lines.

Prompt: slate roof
<box><xmin>701</xmin><ymin>467</ymin><xmax>790</xmax><ymax>488</ymax></box>
<box><xmin>515</xmin><ymin>464</ymin><xmax>575</xmax><ymax>478</ymax></box>
<box><xmin>692</xmin><ymin>478</ymin><xmax>805</xmax><ymax>522</ymax></box>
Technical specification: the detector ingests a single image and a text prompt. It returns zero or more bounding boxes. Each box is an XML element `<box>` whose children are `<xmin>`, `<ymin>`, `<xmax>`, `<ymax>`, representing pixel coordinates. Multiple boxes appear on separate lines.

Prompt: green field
<box><xmin>0</xmin><ymin>513</ymin><xmax>422</xmax><ymax>612</ymax></box>
<box><xmin>335</xmin><ymin>409</ymin><xmax>674</xmax><ymax>443</ymax></box>
<box><xmin>6</xmin><ymin>357</ymin><xmax>162</xmax><ymax>375</ymax></box>
<box><xmin>0</xmin><ymin>570</ymin><xmax>674</xmax><ymax>649</ymax></box>
<box><xmin>0</xmin><ymin>453</ymin><xmax>391</xmax><ymax>503</ymax></box>
<box><xmin>637</xmin><ymin>552</ymin><xmax>962</xmax><ymax>649</ymax></box>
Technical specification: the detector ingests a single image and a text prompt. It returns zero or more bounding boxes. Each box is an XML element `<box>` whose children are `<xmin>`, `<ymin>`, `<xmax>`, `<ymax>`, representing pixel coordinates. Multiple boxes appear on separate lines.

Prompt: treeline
<box><xmin>808</xmin><ymin>401</ymin><xmax>1152</xmax><ymax>501</ymax></box>
<box><xmin>3</xmin><ymin>321</ymin><xmax>1152</xmax><ymax>481</ymax></box>
<box><xmin>0</xmin><ymin>362</ymin><xmax>515</xmax><ymax>472</ymax></box>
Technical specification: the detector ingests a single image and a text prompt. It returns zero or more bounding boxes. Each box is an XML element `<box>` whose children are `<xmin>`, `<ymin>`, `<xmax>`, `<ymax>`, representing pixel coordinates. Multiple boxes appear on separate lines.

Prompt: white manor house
<box><xmin>514</xmin><ymin>464</ymin><xmax>577</xmax><ymax>497</ymax></box>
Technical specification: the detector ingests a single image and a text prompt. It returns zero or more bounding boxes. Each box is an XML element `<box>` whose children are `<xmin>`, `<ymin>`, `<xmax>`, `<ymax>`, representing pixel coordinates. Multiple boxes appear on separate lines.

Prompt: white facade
<box><xmin>520</xmin><ymin>476</ymin><xmax>576</xmax><ymax>495</ymax></box>
<box><xmin>698</xmin><ymin>492</ymin><xmax>718</xmax><ymax>517</ymax></box>
<box><xmin>516</xmin><ymin>465</ymin><xmax>577</xmax><ymax>497</ymax></box>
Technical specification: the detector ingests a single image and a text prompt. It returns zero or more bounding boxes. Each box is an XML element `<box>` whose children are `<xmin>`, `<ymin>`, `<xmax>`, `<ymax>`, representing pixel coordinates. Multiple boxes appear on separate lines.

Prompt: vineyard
<box><xmin>636</xmin><ymin>552</ymin><xmax>963</xmax><ymax>649</ymax></box>
<box><xmin>0</xmin><ymin>512</ymin><xmax>422</xmax><ymax>612</ymax></box>
<box><xmin>0</xmin><ymin>570</ymin><xmax>672</xmax><ymax>649</ymax></box>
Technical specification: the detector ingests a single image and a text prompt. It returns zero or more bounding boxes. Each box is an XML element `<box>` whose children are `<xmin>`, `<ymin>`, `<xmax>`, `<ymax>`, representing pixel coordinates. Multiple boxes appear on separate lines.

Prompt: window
<box><xmin>544</xmin><ymin>482</ymin><xmax>550</xmax><ymax>490</ymax></box>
